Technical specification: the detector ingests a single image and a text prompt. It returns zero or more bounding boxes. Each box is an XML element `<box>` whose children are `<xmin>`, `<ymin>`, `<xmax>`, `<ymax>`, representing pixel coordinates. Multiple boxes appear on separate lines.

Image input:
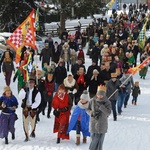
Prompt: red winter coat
<box><xmin>52</xmin><ymin>92</ymin><xmax>72</xmax><ymax>139</ymax></box>
<box><xmin>77</xmin><ymin>49</ymin><xmax>85</xmax><ymax>63</ymax></box>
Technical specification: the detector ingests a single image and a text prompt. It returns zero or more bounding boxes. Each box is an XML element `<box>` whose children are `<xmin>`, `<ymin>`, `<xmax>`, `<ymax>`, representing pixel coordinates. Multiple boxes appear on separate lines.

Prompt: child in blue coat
<box><xmin>67</xmin><ymin>90</ymin><xmax>90</xmax><ymax>145</ymax></box>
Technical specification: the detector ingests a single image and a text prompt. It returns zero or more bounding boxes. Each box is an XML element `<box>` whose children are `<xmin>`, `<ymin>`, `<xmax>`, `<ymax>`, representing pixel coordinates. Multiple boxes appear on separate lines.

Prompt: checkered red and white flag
<box><xmin>6</xmin><ymin>9</ymin><xmax>37</xmax><ymax>63</ymax></box>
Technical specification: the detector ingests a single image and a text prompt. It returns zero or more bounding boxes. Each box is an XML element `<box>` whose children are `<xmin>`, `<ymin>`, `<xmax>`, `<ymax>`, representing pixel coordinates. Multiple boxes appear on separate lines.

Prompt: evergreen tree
<box><xmin>0</xmin><ymin>0</ymin><xmax>45</xmax><ymax>32</ymax></box>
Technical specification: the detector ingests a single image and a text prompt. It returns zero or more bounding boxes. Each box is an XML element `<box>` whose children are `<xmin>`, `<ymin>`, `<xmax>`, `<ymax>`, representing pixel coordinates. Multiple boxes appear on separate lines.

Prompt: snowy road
<box><xmin>0</xmin><ymin>53</ymin><xmax>150</xmax><ymax>150</ymax></box>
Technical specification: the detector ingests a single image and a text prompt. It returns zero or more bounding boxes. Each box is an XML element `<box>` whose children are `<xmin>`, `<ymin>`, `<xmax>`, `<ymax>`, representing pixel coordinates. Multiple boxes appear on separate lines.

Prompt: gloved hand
<box><xmin>1</xmin><ymin>102</ymin><xmax>6</xmax><ymax>108</ymax></box>
<box><xmin>3</xmin><ymin>72</ymin><xmax>6</xmax><ymax>76</ymax></box>
<box><xmin>72</xmin><ymin>89</ymin><xmax>77</xmax><ymax>94</ymax></box>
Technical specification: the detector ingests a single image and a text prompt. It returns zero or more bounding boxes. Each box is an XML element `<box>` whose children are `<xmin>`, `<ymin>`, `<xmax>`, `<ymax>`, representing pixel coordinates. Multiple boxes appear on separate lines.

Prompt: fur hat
<box><xmin>97</xmin><ymin>85</ymin><xmax>106</xmax><ymax>96</ymax></box>
<box><xmin>80</xmin><ymin>90</ymin><xmax>89</xmax><ymax>101</ymax></box>
<box><xmin>3</xmin><ymin>86</ymin><xmax>11</xmax><ymax>93</ymax></box>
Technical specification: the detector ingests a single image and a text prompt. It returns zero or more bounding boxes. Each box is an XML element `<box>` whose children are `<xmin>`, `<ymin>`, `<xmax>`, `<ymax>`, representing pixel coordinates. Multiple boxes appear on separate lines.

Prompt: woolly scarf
<box><xmin>77</xmin><ymin>75</ymin><xmax>84</xmax><ymax>84</ymax></box>
<box><xmin>64</xmin><ymin>78</ymin><xmax>75</xmax><ymax>87</ymax></box>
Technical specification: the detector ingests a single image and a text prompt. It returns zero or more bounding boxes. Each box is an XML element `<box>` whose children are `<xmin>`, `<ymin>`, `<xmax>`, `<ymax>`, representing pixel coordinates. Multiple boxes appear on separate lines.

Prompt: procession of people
<box><xmin>1</xmin><ymin>3</ymin><xmax>150</xmax><ymax>150</ymax></box>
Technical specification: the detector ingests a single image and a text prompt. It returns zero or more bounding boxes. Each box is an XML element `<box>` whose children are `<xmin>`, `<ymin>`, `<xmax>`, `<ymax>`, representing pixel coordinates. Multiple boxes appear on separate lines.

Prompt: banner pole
<box><xmin>108</xmin><ymin>74</ymin><xmax>133</xmax><ymax>100</ymax></box>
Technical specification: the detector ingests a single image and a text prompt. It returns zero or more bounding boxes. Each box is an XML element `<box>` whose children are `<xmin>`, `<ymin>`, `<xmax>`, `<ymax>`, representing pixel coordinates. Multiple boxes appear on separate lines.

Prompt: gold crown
<box><xmin>97</xmin><ymin>85</ymin><xmax>106</xmax><ymax>92</ymax></box>
<box><xmin>111</xmin><ymin>73</ymin><xmax>117</xmax><ymax>78</ymax></box>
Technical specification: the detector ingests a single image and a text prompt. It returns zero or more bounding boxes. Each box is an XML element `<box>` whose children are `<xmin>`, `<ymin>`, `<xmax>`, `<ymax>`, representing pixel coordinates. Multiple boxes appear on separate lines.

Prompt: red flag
<box><xmin>128</xmin><ymin>56</ymin><xmax>150</xmax><ymax>75</ymax></box>
<box><xmin>6</xmin><ymin>9</ymin><xmax>37</xmax><ymax>63</ymax></box>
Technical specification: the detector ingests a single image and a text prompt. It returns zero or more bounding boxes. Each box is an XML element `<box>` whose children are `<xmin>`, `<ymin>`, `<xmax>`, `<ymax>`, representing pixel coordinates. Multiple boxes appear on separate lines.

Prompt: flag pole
<box><xmin>108</xmin><ymin>74</ymin><xmax>133</xmax><ymax>100</ymax></box>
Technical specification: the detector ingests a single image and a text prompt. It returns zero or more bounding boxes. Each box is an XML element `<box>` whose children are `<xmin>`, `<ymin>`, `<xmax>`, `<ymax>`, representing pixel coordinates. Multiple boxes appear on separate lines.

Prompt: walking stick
<box><xmin>108</xmin><ymin>74</ymin><xmax>132</xmax><ymax>100</ymax></box>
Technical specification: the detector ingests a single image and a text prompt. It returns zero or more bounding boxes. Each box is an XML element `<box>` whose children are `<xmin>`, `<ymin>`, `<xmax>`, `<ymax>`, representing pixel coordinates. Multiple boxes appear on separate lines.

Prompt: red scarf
<box><xmin>77</xmin><ymin>75</ymin><xmax>84</xmax><ymax>84</ymax></box>
<box><xmin>45</xmin><ymin>81</ymin><xmax>54</xmax><ymax>96</ymax></box>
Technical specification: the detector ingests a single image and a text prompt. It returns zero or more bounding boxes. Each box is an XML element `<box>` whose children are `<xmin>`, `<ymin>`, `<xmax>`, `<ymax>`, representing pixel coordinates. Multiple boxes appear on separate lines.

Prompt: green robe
<box><xmin>139</xmin><ymin>66</ymin><xmax>148</xmax><ymax>77</ymax></box>
<box><xmin>13</xmin><ymin>68</ymin><xmax>26</xmax><ymax>93</ymax></box>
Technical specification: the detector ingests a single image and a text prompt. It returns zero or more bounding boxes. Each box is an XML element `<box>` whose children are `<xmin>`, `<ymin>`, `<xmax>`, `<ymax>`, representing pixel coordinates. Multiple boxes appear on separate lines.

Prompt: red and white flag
<box><xmin>6</xmin><ymin>9</ymin><xmax>37</xmax><ymax>63</ymax></box>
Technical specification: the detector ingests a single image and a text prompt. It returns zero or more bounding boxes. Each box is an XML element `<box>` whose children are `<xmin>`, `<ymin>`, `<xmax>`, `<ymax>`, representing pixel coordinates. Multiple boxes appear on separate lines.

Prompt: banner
<box><xmin>107</xmin><ymin>0</ymin><xmax>119</xmax><ymax>10</ymax></box>
<box><xmin>22</xmin><ymin>54</ymin><xmax>33</xmax><ymax>82</ymax></box>
<box><xmin>138</xmin><ymin>17</ymin><xmax>149</xmax><ymax>50</ymax></box>
<box><xmin>35</xmin><ymin>8</ymin><xmax>40</xmax><ymax>31</ymax></box>
<box><xmin>6</xmin><ymin>9</ymin><xmax>37</xmax><ymax>63</ymax></box>
<box><xmin>128</xmin><ymin>56</ymin><xmax>150</xmax><ymax>75</ymax></box>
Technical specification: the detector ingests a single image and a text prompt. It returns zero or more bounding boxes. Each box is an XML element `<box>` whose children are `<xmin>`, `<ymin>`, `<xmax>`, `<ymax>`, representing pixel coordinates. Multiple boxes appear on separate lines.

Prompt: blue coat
<box><xmin>0</xmin><ymin>96</ymin><xmax>18</xmax><ymax>114</ymax></box>
<box><xmin>67</xmin><ymin>105</ymin><xmax>90</xmax><ymax>136</ymax></box>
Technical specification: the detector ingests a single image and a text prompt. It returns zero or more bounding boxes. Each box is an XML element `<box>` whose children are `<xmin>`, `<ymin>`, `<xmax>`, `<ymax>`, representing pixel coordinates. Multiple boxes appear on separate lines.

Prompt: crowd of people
<box><xmin>0</xmin><ymin>4</ymin><xmax>149</xmax><ymax>150</ymax></box>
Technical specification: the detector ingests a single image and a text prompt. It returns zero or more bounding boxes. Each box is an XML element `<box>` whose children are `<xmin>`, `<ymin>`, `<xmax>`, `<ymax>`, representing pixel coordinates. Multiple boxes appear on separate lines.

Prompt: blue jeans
<box><xmin>55</xmin><ymin>83</ymin><xmax>60</xmax><ymax>92</ymax></box>
<box><xmin>117</xmin><ymin>92</ymin><xmax>126</xmax><ymax>113</ymax></box>
<box><xmin>110</xmin><ymin>100</ymin><xmax>117</xmax><ymax>120</ymax></box>
<box><xmin>132</xmin><ymin>96</ymin><xmax>138</xmax><ymax>103</ymax></box>
<box><xmin>124</xmin><ymin>93</ymin><xmax>130</xmax><ymax>107</ymax></box>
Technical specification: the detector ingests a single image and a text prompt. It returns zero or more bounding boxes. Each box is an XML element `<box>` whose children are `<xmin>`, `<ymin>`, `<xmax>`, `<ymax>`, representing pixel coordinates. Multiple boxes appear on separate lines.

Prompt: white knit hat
<box><xmin>80</xmin><ymin>90</ymin><xmax>89</xmax><ymax>101</ymax></box>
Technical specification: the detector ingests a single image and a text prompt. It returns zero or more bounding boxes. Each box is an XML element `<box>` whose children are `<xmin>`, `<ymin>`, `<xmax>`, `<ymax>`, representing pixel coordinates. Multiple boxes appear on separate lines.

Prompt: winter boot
<box><xmin>24</xmin><ymin>137</ymin><xmax>29</xmax><ymax>142</ymax></box>
<box><xmin>5</xmin><ymin>137</ymin><xmax>8</xmax><ymax>144</ymax></box>
<box><xmin>24</xmin><ymin>133</ymin><xmax>29</xmax><ymax>142</ymax></box>
<box><xmin>36</xmin><ymin>115</ymin><xmax>40</xmax><ymax>122</ymax></box>
<box><xmin>42</xmin><ymin>110</ymin><xmax>45</xmax><ymax>116</ymax></box>
<box><xmin>30</xmin><ymin>131</ymin><xmax>35</xmax><ymax>138</ymax></box>
<box><xmin>83</xmin><ymin>136</ymin><xmax>87</xmax><ymax>143</ymax></box>
<box><xmin>12</xmin><ymin>133</ymin><xmax>15</xmax><ymax>140</ymax></box>
<box><xmin>133</xmin><ymin>101</ymin><xmax>136</xmax><ymax>105</ymax></box>
<box><xmin>47</xmin><ymin>109</ymin><xmax>51</xmax><ymax>118</ymax></box>
<box><xmin>76</xmin><ymin>134</ymin><xmax>80</xmax><ymax>145</ymax></box>
<box><xmin>56</xmin><ymin>138</ymin><xmax>60</xmax><ymax>144</ymax></box>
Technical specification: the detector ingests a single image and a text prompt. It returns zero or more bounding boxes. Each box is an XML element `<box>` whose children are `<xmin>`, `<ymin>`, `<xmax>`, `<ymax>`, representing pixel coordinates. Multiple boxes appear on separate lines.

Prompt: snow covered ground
<box><xmin>0</xmin><ymin>46</ymin><xmax>150</xmax><ymax>150</ymax></box>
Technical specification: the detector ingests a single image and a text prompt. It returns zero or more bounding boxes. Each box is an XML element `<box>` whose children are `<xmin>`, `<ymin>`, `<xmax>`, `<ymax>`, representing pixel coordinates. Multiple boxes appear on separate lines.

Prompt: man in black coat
<box><xmin>54</xmin><ymin>61</ymin><xmax>67</xmax><ymax>91</ymax></box>
<box><xmin>99</xmin><ymin>62</ymin><xmax>113</xmax><ymax>85</ymax></box>
<box><xmin>35</xmin><ymin>70</ymin><xmax>46</xmax><ymax>122</ymax></box>
<box><xmin>87</xmin><ymin>59</ymin><xmax>101</xmax><ymax>79</ymax></box>
<box><xmin>52</xmin><ymin>41</ymin><xmax>61</xmax><ymax>64</ymax></box>
<box><xmin>40</xmin><ymin>43</ymin><xmax>53</xmax><ymax>68</ymax></box>
<box><xmin>71</xmin><ymin>59</ymin><xmax>86</xmax><ymax>76</ymax></box>
<box><xmin>69</xmin><ymin>38</ymin><xmax>77</xmax><ymax>52</ymax></box>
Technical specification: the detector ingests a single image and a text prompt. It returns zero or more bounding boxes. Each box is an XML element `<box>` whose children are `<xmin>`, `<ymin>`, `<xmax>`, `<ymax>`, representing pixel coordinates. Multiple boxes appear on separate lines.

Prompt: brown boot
<box><xmin>83</xmin><ymin>136</ymin><xmax>87</xmax><ymax>143</ymax></box>
<box><xmin>76</xmin><ymin>134</ymin><xmax>80</xmax><ymax>145</ymax></box>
